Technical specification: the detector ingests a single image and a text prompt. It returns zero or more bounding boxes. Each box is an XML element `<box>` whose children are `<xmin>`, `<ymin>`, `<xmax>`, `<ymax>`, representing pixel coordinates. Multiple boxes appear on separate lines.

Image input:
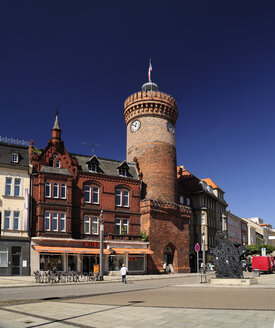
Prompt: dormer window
<box><xmin>88</xmin><ymin>163</ymin><xmax>98</xmax><ymax>173</ymax></box>
<box><xmin>117</xmin><ymin>161</ymin><xmax>130</xmax><ymax>177</ymax></box>
<box><xmin>86</xmin><ymin>155</ymin><xmax>100</xmax><ymax>174</ymax></box>
<box><xmin>119</xmin><ymin>168</ymin><xmax>127</xmax><ymax>177</ymax></box>
<box><xmin>11</xmin><ymin>153</ymin><xmax>19</xmax><ymax>163</ymax></box>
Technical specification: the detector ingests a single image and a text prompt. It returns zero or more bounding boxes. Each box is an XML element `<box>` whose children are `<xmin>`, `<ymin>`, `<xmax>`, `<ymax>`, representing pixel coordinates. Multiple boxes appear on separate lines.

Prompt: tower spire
<box><xmin>51</xmin><ymin>105</ymin><xmax>62</xmax><ymax>143</ymax></box>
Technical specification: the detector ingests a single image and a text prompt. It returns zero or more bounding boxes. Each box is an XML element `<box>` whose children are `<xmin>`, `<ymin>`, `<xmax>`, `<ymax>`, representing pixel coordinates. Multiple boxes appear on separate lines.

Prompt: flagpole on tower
<box><xmin>148</xmin><ymin>58</ymin><xmax>153</xmax><ymax>96</ymax></box>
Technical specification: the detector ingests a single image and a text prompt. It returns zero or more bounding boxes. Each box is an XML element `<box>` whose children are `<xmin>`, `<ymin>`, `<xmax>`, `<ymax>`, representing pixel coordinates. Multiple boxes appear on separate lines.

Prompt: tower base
<box><xmin>141</xmin><ymin>199</ymin><xmax>191</xmax><ymax>274</ymax></box>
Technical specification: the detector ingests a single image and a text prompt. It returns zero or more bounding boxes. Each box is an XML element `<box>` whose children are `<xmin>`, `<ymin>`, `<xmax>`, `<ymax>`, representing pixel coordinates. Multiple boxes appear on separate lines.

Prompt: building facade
<box><xmin>124</xmin><ymin>81</ymin><xmax>191</xmax><ymax>273</ymax></box>
<box><xmin>177</xmin><ymin>166</ymin><xmax>228</xmax><ymax>271</ymax></box>
<box><xmin>30</xmin><ymin>114</ymin><xmax>151</xmax><ymax>274</ymax></box>
<box><xmin>227</xmin><ymin>211</ymin><xmax>248</xmax><ymax>246</ymax></box>
<box><xmin>0</xmin><ymin>143</ymin><xmax>30</xmax><ymax>276</ymax></box>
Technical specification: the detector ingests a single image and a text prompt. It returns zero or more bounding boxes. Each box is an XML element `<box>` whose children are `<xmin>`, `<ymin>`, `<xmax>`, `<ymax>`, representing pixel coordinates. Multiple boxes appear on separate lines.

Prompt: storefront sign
<box><xmin>84</xmin><ymin>242</ymin><xmax>100</xmax><ymax>248</ymax></box>
<box><xmin>93</xmin><ymin>264</ymin><xmax>99</xmax><ymax>273</ymax></box>
<box><xmin>129</xmin><ymin>257</ymin><xmax>137</xmax><ymax>261</ymax></box>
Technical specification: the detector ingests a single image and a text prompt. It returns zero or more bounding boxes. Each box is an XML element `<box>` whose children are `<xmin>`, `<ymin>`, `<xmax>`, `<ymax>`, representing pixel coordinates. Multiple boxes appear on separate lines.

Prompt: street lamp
<box><xmin>201</xmin><ymin>207</ymin><xmax>207</xmax><ymax>275</ymax></box>
<box><xmin>99</xmin><ymin>210</ymin><xmax>104</xmax><ymax>281</ymax></box>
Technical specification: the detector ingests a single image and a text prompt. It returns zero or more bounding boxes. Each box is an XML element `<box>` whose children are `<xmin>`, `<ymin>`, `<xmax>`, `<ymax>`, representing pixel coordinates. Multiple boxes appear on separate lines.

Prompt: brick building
<box><xmin>124</xmin><ymin>81</ymin><xmax>191</xmax><ymax>273</ymax></box>
<box><xmin>30</xmin><ymin>113</ymin><xmax>152</xmax><ymax>274</ymax></box>
<box><xmin>177</xmin><ymin>166</ymin><xmax>228</xmax><ymax>271</ymax></box>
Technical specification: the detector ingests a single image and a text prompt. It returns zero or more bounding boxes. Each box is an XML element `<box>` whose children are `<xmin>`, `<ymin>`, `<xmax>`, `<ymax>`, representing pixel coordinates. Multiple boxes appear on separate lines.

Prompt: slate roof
<box><xmin>75</xmin><ymin>154</ymin><xmax>139</xmax><ymax>180</ymax></box>
<box><xmin>0</xmin><ymin>142</ymin><xmax>29</xmax><ymax>168</ymax></box>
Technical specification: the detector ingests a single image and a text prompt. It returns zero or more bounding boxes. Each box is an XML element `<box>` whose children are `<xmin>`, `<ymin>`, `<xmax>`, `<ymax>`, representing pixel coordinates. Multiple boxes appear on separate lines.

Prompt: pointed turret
<box><xmin>51</xmin><ymin>109</ymin><xmax>62</xmax><ymax>144</ymax></box>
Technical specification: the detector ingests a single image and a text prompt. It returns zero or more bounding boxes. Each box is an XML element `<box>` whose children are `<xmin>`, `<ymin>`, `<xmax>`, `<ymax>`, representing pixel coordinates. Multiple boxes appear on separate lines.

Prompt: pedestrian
<box><xmin>120</xmin><ymin>264</ymin><xmax>128</xmax><ymax>284</ymax></box>
<box><xmin>163</xmin><ymin>262</ymin><xmax>167</xmax><ymax>274</ymax></box>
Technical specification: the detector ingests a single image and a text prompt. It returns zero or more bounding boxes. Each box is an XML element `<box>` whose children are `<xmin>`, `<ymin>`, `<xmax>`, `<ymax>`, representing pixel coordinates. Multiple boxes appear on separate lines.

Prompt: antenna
<box><xmin>81</xmin><ymin>142</ymin><xmax>100</xmax><ymax>156</ymax></box>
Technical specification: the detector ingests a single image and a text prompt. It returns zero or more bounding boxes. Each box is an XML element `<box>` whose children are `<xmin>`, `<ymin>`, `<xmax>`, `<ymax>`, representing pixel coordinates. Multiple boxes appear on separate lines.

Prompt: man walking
<box><xmin>120</xmin><ymin>264</ymin><xmax>128</xmax><ymax>284</ymax></box>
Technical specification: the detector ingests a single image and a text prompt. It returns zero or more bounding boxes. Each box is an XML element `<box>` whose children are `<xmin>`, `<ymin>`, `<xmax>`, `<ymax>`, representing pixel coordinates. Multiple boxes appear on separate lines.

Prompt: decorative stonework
<box><xmin>140</xmin><ymin>199</ymin><xmax>191</xmax><ymax>216</ymax></box>
<box><xmin>124</xmin><ymin>90</ymin><xmax>178</xmax><ymax>125</ymax></box>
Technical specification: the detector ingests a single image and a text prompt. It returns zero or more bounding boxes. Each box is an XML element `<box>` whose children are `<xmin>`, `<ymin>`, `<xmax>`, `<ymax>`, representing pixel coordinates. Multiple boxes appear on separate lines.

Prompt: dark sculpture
<box><xmin>211</xmin><ymin>231</ymin><xmax>247</xmax><ymax>278</ymax></box>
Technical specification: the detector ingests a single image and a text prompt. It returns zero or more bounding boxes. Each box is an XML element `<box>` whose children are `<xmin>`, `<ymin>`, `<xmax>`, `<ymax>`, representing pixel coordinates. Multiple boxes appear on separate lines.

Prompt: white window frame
<box><xmin>0</xmin><ymin>250</ymin><xmax>8</xmax><ymax>267</ymax></box>
<box><xmin>4</xmin><ymin>210</ymin><xmax>11</xmax><ymax>229</ymax></box>
<box><xmin>13</xmin><ymin>211</ymin><xmax>20</xmax><ymax>230</ymax></box>
<box><xmin>92</xmin><ymin>186</ymin><xmax>99</xmax><ymax>204</ymax></box>
<box><xmin>84</xmin><ymin>185</ymin><xmax>91</xmax><ymax>203</ymax></box>
<box><xmin>56</xmin><ymin>160</ymin><xmax>61</xmax><ymax>168</ymax></box>
<box><xmin>115</xmin><ymin>189</ymin><xmax>122</xmax><ymax>206</ymax></box>
<box><xmin>45</xmin><ymin>212</ymin><xmax>51</xmax><ymax>231</ymax></box>
<box><xmin>122</xmin><ymin>219</ymin><xmax>129</xmax><ymax>234</ymax></box>
<box><xmin>92</xmin><ymin>216</ymin><xmax>99</xmax><ymax>235</ymax></box>
<box><xmin>11</xmin><ymin>153</ymin><xmax>19</xmax><ymax>163</ymax></box>
<box><xmin>88</xmin><ymin>163</ymin><xmax>97</xmax><ymax>173</ymax></box>
<box><xmin>52</xmin><ymin>212</ymin><xmax>58</xmax><ymax>231</ymax></box>
<box><xmin>5</xmin><ymin>177</ymin><xmax>12</xmax><ymax>196</ymax></box>
<box><xmin>119</xmin><ymin>168</ymin><xmax>127</xmax><ymax>177</ymax></box>
<box><xmin>60</xmin><ymin>184</ymin><xmax>66</xmax><ymax>199</ymax></box>
<box><xmin>53</xmin><ymin>183</ymin><xmax>59</xmax><ymax>198</ymax></box>
<box><xmin>14</xmin><ymin>178</ymin><xmax>21</xmax><ymax>197</ymax></box>
<box><xmin>45</xmin><ymin>182</ymin><xmax>51</xmax><ymax>198</ymax></box>
<box><xmin>115</xmin><ymin>218</ymin><xmax>121</xmax><ymax>235</ymax></box>
<box><xmin>60</xmin><ymin>213</ymin><xmax>66</xmax><ymax>232</ymax></box>
<box><xmin>179</xmin><ymin>195</ymin><xmax>184</xmax><ymax>204</ymax></box>
<box><xmin>123</xmin><ymin>190</ymin><xmax>129</xmax><ymax>207</ymax></box>
<box><xmin>84</xmin><ymin>215</ymin><xmax>90</xmax><ymax>234</ymax></box>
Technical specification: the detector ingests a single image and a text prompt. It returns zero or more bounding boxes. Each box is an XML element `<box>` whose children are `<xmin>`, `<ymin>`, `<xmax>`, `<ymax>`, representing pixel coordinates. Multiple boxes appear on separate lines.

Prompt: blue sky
<box><xmin>1</xmin><ymin>1</ymin><xmax>275</xmax><ymax>226</ymax></box>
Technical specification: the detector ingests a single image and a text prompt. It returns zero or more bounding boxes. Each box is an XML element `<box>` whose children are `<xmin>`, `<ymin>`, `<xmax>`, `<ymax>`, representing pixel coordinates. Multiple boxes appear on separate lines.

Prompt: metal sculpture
<box><xmin>211</xmin><ymin>231</ymin><xmax>247</xmax><ymax>278</ymax></box>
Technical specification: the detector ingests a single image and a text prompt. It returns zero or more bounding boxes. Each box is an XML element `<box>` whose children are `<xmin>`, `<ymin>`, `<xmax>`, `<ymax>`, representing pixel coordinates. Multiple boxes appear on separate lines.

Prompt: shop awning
<box><xmin>111</xmin><ymin>248</ymin><xmax>153</xmax><ymax>255</ymax></box>
<box><xmin>33</xmin><ymin>246</ymin><xmax>111</xmax><ymax>255</ymax></box>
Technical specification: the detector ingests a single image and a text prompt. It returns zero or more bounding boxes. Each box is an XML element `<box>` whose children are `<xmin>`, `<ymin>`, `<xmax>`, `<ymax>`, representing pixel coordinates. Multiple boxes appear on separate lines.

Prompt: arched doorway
<box><xmin>164</xmin><ymin>246</ymin><xmax>174</xmax><ymax>265</ymax></box>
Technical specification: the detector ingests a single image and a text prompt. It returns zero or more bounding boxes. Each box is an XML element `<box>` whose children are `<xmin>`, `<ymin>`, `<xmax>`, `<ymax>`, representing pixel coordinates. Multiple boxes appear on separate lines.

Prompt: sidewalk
<box><xmin>0</xmin><ymin>272</ymin><xmax>196</xmax><ymax>288</ymax></box>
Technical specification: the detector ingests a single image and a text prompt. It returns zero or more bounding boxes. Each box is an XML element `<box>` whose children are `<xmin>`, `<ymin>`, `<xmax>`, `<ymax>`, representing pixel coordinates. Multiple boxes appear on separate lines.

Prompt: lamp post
<box><xmin>201</xmin><ymin>207</ymin><xmax>207</xmax><ymax>275</ymax></box>
<box><xmin>99</xmin><ymin>210</ymin><xmax>104</xmax><ymax>281</ymax></box>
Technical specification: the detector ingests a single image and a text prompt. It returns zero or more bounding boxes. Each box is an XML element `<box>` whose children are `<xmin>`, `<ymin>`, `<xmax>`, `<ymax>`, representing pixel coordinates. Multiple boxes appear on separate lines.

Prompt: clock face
<box><xmin>131</xmin><ymin>120</ymin><xmax>141</xmax><ymax>132</ymax></box>
<box><xmin>167</xmin><ymin>122</ymin><xmax>174</xmax><ymax>134</ymax></box>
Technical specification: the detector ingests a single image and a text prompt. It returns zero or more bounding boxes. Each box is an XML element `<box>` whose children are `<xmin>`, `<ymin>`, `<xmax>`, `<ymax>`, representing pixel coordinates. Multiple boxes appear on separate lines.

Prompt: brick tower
<box><xmin>124</xmin><ymin>76</ymin><xmax>191</xmax><ymax>273</ymax></box>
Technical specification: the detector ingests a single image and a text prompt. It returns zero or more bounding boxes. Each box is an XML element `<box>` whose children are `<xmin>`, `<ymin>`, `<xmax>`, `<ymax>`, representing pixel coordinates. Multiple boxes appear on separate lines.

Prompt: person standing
<box><xmin>120</xmin><ymin>264</ymin><xmax>128</xmax><ymax>284</ymax></box>
<box><xmin>163</xmin><ymin>262</ymin><xmax>167</xmax><ymax>274</ymax></box>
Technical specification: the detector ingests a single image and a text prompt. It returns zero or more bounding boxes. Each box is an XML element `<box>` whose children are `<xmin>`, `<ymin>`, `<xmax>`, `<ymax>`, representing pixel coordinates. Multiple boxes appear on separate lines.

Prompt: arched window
<box><xmin>84</xmin><ymin>185</ymin><xmax>91</xmax><ymax>203</ymax></box>
<box><xmin>45</xmin><ymin>182</ymin><xmax>51</xmax><ymax>198</ymax></box>
<box><xmin>115</xmin><ymin>189</ymin><xmax>122</xmax><ymax>206</ymax></box>
<box><xmin>60</xmin><ymin>184</ymin><xmax>66</xmax><ymax>199</ymax></box>
<box><xmin>56</xmin><ymin>160</ymin><xmax>61</xmax><ymax>168</ymax></box>
<box><xmin>52</xmin><ymin>212</ymin><xmax>58</xmax><ymax>231</ymax></box>
<box><xmin>53</xmin><ymin>183</ymin><xmax>59</xmax><ymax>198</ymax></box>
<box><xmin>115</xmin><ymin>188</ymin><xmax>129</xmax><ymax>207</ymax></box>
<box><xmin>92</xmin><ymin>186</ymin><xmax>99</xmax><ymax>204</ymax></box>
<box><xmin>123</xmin><ymin>190</ymin><xmax>129</xmax><ymax>207</ymax></box>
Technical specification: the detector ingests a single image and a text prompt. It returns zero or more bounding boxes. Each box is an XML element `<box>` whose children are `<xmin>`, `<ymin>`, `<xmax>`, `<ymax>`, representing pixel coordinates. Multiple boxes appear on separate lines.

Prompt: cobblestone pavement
<box><xmin>0</xmin><ymin>273</ymin><xmax>275</xmax><ymax>327</ymax></box>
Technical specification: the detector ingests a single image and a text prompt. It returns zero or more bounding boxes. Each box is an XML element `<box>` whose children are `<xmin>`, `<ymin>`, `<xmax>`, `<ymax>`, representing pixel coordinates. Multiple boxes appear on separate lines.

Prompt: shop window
<box><xmin>53</xmin><ymin>183</ymin><xmax>59</xmax><ymax>198</ymax></box>
<box><xmin>84</xmin><ymin>186</ymin><xmax>91</xmax><ymax>203</ymax></box>
<box><xmin>5</xmin><ymin>178</ymin><xmax>12</xmax><ymax>196</ymax></box>
<box><xmin>128</xmin><ymin>256</ymin><xmax>145</xmax><ymax>271</ymax></box>
<box><xmin>60</xmin><ymin>184</ymin><xmax>66</xmax><ymax>199</ymax></box>
<box><xmin>45</xmin><ymin>182</ymin><xmax>51</xmax><ymax>198</ymax></box>
<box><xmin>0</xmin><ymin>250</ymin><xmax>8</xmax><ymax>267</ymax></box>
<box><xmin>45</xmin><ymin>212</ymin><xmax>51</xmax><ymax>230</ymax></box>
<box><xmin>52</xmin><ymin>212</ymin><xmax>58</xmax><ymax>231</ymax></box>
<box><xmin>14</xmin><ymin>179</ymin><xmax>21</xmax><ymax>197</ymax></box>
<box><xmin>108</xmin><ymin>255</ymin><xmax>126</xmax><ymax>271</ymax></box>
<box><xmin>84</xmin><ymin>215</ymin><xmax>90</xmax><ymax>234</ymax></box>
<box><xmin>4</xmin><ymin>210</ymin><xmax>11</xmax><ymax>229</ymax></box>
<box><xmin>13</xmin><ymin>211</ymin><xmax>20</xmax><ymax>230</ymax></box>
<box><xmin>92</xmin><ymin>217</ymin><xmax>99</xmax><ymax>234</ymax></box>
<box><xmin>60</xmin><ymin>213</ymin><xmax>66</xmax><ymax>232</ymax></box>
<box><xmin>40</xmin><ymin>254</ymin><xmax>64</xmax><ymax>271</ymax></box>
<box><xmin>68</xmin><ymin>255</ymin><xmax>77</xmax><ymax>271</ymax></box>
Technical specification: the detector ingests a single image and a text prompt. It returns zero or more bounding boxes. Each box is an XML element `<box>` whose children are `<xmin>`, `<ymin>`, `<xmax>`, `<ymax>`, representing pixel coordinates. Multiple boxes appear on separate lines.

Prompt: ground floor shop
<box><xmin>0</xmin><ymin>238</ymin><xmax>30</xmax><ymax>276</ymax></box>
<box><xmin>31</xmin><ymin>238</ymin><xmax>152</xmax><ymax>275</ymax></box>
